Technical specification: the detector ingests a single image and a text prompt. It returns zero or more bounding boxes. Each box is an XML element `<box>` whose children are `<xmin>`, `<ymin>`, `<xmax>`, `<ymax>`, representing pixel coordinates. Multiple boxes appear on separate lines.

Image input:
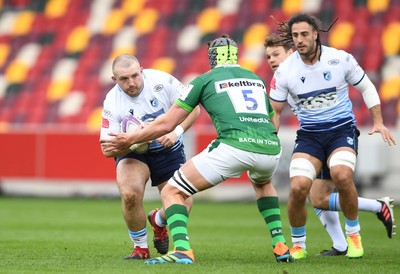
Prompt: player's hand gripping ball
<box><xmin>120</xmin><ymin>115</ymin><xmax>149</xmax><ymax>154</ymax></box>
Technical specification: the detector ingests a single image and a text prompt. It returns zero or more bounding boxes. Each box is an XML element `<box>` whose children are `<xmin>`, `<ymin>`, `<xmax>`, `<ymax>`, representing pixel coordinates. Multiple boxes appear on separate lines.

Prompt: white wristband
<box><xmin>173</xmin><ymin>125</ymin><xmax>184</xmax><ymax>137</ymax></box>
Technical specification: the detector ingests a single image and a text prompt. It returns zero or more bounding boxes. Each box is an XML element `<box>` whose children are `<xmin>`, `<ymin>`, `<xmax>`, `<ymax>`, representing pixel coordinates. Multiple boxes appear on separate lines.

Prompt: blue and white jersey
<box><xmin>269</xmin><ymin>46</ymin><xmax>365</xmax><ymax>131</ymax></box>
<box><xmin>100</xmin><ymin>69</ymin><xmax>186</xmax><ymax>153</ymax></box>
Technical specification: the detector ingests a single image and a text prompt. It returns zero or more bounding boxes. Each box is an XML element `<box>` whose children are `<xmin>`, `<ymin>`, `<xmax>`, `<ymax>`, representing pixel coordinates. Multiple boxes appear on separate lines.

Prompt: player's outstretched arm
<box><xmin>156</xmin><ymin>106</ymin><xmax>201</xmax><ymax>147</ymax></box>
<box><xmin>354</xmin><ymin>74</ymin><xmax>396</xmax><ymax>146</ymax></box>
<box><xmin>101</xmin><ymin>104</ymin><xmax>190</xmax><ymax>154</ymax></box>
<box><xmin>270</xmin><ymin>100</ymin><xmax>285</xmax><ymax>133</ymax></box>
<box><xmin>367</xmin><ymin>104</ymin><xmax>396</xmax><ymax>146</ymax></box>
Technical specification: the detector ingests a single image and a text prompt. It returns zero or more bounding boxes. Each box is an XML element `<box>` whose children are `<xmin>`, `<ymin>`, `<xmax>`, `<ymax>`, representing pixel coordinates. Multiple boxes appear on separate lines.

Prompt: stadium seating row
<box><xmin>0</xmin><ymin>0</ymin><xmax>398</xmax><ymax>130</ymax></box>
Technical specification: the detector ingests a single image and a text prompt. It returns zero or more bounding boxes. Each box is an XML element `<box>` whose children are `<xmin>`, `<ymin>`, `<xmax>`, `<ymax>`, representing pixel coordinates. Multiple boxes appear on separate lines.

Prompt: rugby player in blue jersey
<box><xmin>269</xmin><ymin>13</ymin><xmax>396</xmax><ymax>260</ymax></box>
<box><xmin>265</xmin><ymin>32</ymin><xmax>396</xmax><ymax>258</ymax></box>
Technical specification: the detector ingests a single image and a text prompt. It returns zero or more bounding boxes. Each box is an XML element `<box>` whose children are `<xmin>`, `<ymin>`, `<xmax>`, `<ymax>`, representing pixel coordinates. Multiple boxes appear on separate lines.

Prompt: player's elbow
<box><xmin>192</xmin><ymin>106</ymin><xmax>201</xmax><ymax>120</ymax></box>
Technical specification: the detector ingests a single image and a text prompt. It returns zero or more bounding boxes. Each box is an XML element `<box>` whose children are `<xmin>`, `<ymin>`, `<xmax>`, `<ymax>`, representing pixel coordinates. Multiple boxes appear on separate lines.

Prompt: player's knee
<box><xmin>166</xmin><ymin>169</ymin><xmax>198</xmax><ymax>197</ymax></box>
<box><xmin>120</xmin><ymin>189</ymin><xmax>141</xmax><ymax>208</ymax></box>
<box><xmin>329</xmin><ymin>151</ymin><xmax>356</xmax><ymax>172</ymax></box>
<box><xmin>308</xmin><ymin>193</ymin><xmax>325</xmax><ymax>208</ymax></box>
<box><xmin>329</xmin><ymin>151</ymin><xmax>356</xmax><ymax>185</ymax></box>
<box><xmin>309</xmin><ymin>180</ymin><xmax>332</xmax><ymax>208</ymax></box>
<box><xmin>330</xmin><ymin>167</ymin><xmax>353</xmax><ymax>185</ymax></box>
<box><xmin>290</xmin><ymin>178</ymin><xmax>311</xmax><ymax>200</ymax></box>
<box><xmin>290</xmin><ymin>158</ymin><xmax>316</xmax><ymax>181</ymax></box>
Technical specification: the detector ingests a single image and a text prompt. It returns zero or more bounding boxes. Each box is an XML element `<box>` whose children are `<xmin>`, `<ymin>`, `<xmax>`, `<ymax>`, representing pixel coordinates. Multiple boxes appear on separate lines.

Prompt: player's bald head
<box><xmin>112</xmin><ymin>54</ymin><xmax>140</xmax><ymax>76</ymax></box>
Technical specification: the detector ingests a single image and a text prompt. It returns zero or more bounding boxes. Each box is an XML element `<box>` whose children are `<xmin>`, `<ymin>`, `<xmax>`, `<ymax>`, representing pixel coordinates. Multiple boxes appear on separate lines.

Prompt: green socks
<box><xmin>165</xmin><ymin>204</ymin><xmax>190</xmax><ymax>251</ymax></box>
<box><xmin>257</xmin><ymin>196</ymin><xmax>286</xmax><ymax>247</ymax></box>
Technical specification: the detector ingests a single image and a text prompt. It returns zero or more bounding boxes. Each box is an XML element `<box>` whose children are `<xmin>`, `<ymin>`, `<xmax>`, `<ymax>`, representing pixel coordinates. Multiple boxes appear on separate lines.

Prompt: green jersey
<box><xmin>176</xmin><ymin>65</ymin><xmax>281</xmax><ymax>155</ymax></box>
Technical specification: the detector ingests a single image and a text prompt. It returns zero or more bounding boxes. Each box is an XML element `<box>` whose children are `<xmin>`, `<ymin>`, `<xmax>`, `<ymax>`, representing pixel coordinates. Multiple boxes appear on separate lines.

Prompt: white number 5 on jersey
<box><xmin>228</xmin><ymin>87</ymin><xmax>268</xmax><ymax>115</ymax></box>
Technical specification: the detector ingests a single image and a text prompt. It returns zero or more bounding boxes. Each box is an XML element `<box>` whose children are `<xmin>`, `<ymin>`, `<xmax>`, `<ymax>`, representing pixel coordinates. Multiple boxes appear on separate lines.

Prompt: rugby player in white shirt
<box><xmin>264</xmin><ymin>32</ymin><xmax>396</xmax><ymax>258</ymax></box>
<box><xmin>100</xmin><ymin>54</ymin><xmax>200</xmax><ymax>260</ymax></box>
<box><xmin>268</xmin><ymin>13</ymin><xmax>396</xmax><ymax>260</ymax></box>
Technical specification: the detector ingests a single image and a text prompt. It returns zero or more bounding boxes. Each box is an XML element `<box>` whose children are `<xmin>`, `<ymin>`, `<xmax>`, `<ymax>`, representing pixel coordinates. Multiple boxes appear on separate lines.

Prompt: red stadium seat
<box><xmin>9</xmin><ymin>0</ymin><xmax>31</xmax><ymax>8</ymax></box>
<box><xmin>145</xmin><ymin>0</ymin><xmax>177</xmax><ymax>16</ymax></box>
<box><xmin>0</xmin><ymin>0</ymin><xmax>397</xmax><ymax>128</ymax></box>
<box><xmin>334</xmin><ymin>0</ymin><xmax>354</xmax><ymax>21</ymax></box>
<box><xmin>250</xmin><ymin>0</ymin><xmax>272</xmax><ymax>14</ymax></box>
<box><xmin>219</xmin><ymin>14</ymin><xmax>239</xmax><ymax>35</ymax></box>
<box><xmin>384</xmin><ymin>6</ymin><xmax>400</xmax><ymax>24</ymax></box>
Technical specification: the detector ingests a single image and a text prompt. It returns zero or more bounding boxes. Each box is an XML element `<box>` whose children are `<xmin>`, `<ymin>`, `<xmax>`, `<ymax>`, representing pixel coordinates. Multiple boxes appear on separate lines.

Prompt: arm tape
<box><xmin>354</xmin><ymin>74</ymin><xmax>381</xmax><ymax>109</ymax></box>
<box><xmin>173</xmin><ymin>125</ymin><xmax>184</xmax><ymax>136</ymax></box>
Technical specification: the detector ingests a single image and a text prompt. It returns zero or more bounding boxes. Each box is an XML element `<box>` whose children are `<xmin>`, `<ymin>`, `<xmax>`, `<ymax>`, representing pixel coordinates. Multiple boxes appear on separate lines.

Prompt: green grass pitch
<box><xmin>0</xmin><ymin>197</ymin><xmax>398</xmax><ymax>273</ymax></box>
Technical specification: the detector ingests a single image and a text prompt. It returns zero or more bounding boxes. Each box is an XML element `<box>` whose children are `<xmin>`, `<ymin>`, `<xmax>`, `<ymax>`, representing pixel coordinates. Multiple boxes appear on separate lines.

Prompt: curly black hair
<box><xmin>272</xmin><ymin>13</ymin><xmax>337</xmax><ymax>63</ymax></box>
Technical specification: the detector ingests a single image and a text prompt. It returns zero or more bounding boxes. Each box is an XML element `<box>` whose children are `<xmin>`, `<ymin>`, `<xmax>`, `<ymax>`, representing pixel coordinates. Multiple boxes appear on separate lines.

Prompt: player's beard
<box><xmin>298</xmin><ymin>42</ymin><xmax>318</xmax><ymax>63</ymax></box>
<box><xmin>126</xmin><ymin>83</ymin><xmax>144</xmax><ymax>97</ymax></box>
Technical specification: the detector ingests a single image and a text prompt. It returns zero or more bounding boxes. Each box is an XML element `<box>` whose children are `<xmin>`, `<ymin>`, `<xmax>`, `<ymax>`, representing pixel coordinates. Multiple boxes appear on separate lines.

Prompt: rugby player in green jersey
<box><xmin>101</xmin><ymin>34</ymin><xmax>294</xmax><ymax>264</ymax></box>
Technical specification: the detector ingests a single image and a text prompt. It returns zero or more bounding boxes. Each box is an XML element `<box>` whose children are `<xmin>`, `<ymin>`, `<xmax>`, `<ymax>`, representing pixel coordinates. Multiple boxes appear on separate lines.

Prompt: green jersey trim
<box><xmin>176</xmin><ymin>99</ymin><xmax>193</xmax><ymax>112</ymax></box>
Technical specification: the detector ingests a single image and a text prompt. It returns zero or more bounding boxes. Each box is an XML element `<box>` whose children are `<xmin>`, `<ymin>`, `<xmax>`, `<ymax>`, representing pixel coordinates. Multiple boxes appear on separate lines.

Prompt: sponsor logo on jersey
<box><xmin>103</xmin><ymin>109</ymin><xmax>112</xmax><ymax>117</ymax></box>
<box><xmin>215</xmin><ymin>78</ymin><xmax>265</xmax><ymax>92</ymax></box>
<box><xmin>154</xmin><ymin>84</ymin><xmax>164</xmax><ymax>92</ymax></box>
<box><xmin>328</xmin><ymin>59</ymin><xmax>340</xmax><ymax>66</ymax></box>
<box><xmin>270</xmin><ymin>77</ymin><xmax>276</xmax><ymax>90</ymax></box>
<box><xmin>220</xmin><ymin>82</ymin><xmax>229</xmax><ymax>88</ymax></box>
<box><xmin>298</xmin><ymin>87</ymin><xmax>337</xmax><ymax>109</ymax></box>
<box><xmin>239</xmin><ymin>116</ymin><xmax>270</xmax><ymax>123</ymax></box>
<box><xmin>239</xmin><ymin>137</ymin><xmax>279</xmax><ymax>146</ymax></box>
<box><xmin>101</xmin><ymin>117</ymin><xmax>109</xmax><ymax>128</ymax></box>
<box><xmin>300</xmin><ymin>76</ymin><xmax>306</xmax><ymax>83</ymax></box>
<box><xmin>129</xmin><ymin>109</ymin><xmax>134</xmax><ymax>115</ymax></box>
<box><xmin>323</xmin><ymin>71</ymin><xmax>331</xmax><ymax>81</ymax></box>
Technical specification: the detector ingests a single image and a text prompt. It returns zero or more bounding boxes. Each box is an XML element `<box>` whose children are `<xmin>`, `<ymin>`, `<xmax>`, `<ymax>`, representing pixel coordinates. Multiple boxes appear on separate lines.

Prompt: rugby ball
<box><xmin>120</xmin><ymin>115</ymin><xmax>149</xmax><ymax>154</ymax></box>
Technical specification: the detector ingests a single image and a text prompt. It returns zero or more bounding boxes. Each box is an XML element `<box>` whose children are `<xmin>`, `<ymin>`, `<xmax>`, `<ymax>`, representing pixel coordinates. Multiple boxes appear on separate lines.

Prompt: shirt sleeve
<box><xmin>177</xmin><ymin>76</ymin><xmax>204</xmax><ymax>110</ymax></box>
<box><xmin>269</xmin><ymin>68</ymin><xmax>289</xmax><ymax>102</ymax></box>
<box><xmin>343</xmin><ymin>51</ymin><xmax>365</xmax><ymax>86</ymax></box>
<box><xmin>100</xmin><ymin>96</ymin><xmax>120</xmax><ymax>140</ymax></box>
<box><xmin>158</xmin><ymin>71</ymin><xmax>186</xmax><ymax>105</ymax></box>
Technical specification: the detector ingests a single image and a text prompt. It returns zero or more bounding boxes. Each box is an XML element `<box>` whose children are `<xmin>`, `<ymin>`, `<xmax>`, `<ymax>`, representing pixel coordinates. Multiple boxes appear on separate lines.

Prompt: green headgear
<box><xmin>208</xmin><ymin>35</ymin><xmax>238</xmax><ymax>69</ymax></box>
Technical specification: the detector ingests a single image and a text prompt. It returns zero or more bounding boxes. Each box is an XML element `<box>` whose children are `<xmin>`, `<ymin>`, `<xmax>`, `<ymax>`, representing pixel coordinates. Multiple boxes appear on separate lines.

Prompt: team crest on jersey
<box><xmin>154</xmin><ymin>84</ymin><xmax>164</xmax><ymax>92</ymax></box>
<box><xmin>150</xmin><ymin>98</ymin><xmax>158</xmax><ymax>107</ymax></box>
<box><xmin>323</xmin><ymin>71</ymin><xmax>331</xmax><ymax>81</ymax></box>
<box><xmin>328</xmin><ymin>59</ymin><xmax>340</xmax><ymax>66</ymax></box>
<box><xmin>347</xmin><ymin>137</ymin><xmax>354</xmax><ymax>145</ymax></box>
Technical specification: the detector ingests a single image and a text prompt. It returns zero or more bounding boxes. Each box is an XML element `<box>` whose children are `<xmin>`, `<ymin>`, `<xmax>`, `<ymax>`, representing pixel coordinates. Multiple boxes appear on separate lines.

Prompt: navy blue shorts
<box><xmin>317</xmin><ymin>164</ymin><xmax>331</xmax><ymax>180</ymax></box>
<box><xmin>115</xmin><ymin>145</ymin><xmax>186</xmax><ymax>186</ymax></box>
<box><xmin>293</xmin><ymin>123</ymin><xmax>360</xmax><ymax>177</ymax></box>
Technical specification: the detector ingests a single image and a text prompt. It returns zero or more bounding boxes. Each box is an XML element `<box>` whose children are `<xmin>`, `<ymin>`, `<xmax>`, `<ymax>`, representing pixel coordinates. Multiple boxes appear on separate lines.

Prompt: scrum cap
<box><xmin>208</xmin><ymin>35</ymin><xmax>238</xmax><ymax>69</ymax></box>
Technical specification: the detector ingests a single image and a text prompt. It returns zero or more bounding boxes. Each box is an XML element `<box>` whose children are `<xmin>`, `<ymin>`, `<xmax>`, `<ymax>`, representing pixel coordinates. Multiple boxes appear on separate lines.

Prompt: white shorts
<box><xmin>192</xmin><ymin>142</ymin><xmax>281</xmax><ymax>185</ymax></box>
